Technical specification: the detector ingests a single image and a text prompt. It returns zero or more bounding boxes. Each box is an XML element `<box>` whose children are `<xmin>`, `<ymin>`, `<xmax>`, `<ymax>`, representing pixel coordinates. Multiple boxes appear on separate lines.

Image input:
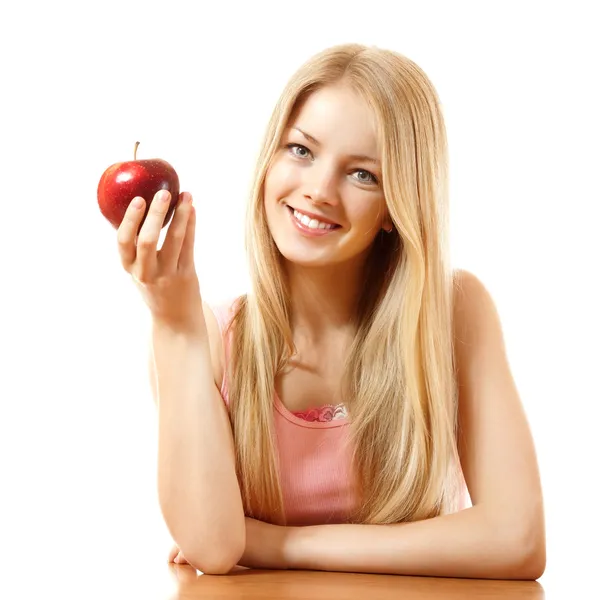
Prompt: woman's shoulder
<box><xmin>206</xmin><ymin>295</ymin><xmax>244</xmax><ymax>333</ymax></box>
<box><xmin>203</xmin><ymin>295</ymin><xmax>244</xmax><ymax>391</ymax></box>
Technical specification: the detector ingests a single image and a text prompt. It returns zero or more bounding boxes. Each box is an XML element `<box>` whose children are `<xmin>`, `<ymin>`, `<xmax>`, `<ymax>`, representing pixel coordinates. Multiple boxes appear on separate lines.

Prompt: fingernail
<box><xmin>160</xmin><ymin>191</ymin><xmax>171</xmax><ymax>203</ymax></box>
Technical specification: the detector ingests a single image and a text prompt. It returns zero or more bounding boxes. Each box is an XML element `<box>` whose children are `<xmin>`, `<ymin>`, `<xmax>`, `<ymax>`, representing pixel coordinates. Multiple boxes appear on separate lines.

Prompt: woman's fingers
<box><xmin>117</xmin><ymin>196</ymin><xmax>145</xmax><ymax>272</ymax></box>
<box><xmin>134</xmin><ymin>190</ymin><xmax>172</xmax><ymax>281</ymax></box>
<box><xmin>168</xmin><ymin>545</ymin><xmax>180</xmax><ymax>563</ymax></box>
<box><xmin>174</xmin><ymin>552</ymin><xmax>190</xmax><ymax>565</ymax></box>
<box><xmin>168</xmin><ymin>545</ymin><xmax>190</xmax><ymax>565</ymax></box>
<box><xmin>159</xmin><ymin>192</ymin><xmax>193</xmax><ymax>273</ymax></box>
<box><xmin>178</xmin><ymin>203</ymin><xmax>196</xmax><ymax>272</ymax></box>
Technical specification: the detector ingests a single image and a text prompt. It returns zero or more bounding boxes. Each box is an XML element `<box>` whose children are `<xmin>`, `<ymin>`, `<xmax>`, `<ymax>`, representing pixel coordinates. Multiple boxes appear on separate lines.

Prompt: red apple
<box><xmin>97</xmin><ymin>142</ymin><xmax>180</xmax><ymax>233</ymax></box>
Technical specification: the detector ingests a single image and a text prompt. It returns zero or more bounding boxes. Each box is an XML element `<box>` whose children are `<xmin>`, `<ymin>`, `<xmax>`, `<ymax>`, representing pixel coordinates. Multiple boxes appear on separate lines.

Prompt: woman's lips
<box><xmin>286</xmin><ymin>204</ymin><xmax>340</xmax><ymax>227</ymax></box>
<box><xmin>286</xmin><ymin>205</ymin><xmax>341</xmax><ymax>237</ymax></box>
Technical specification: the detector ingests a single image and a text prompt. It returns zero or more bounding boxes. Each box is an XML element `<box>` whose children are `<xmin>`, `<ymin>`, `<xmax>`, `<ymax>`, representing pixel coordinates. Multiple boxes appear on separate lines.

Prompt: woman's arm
<box><xmin>241</xmin><ymin>271</ymin><xmax>546</xmax><ymax>580</ymax></box>
<box><xmin>282</xmin><ymin>504</ymin><xmax>543</xmax><ymax>579</ymax></box>
<box><xmin>151</xmin><ymin>303</ymin><xmax>245</xmax><ymax>574</ymax></box>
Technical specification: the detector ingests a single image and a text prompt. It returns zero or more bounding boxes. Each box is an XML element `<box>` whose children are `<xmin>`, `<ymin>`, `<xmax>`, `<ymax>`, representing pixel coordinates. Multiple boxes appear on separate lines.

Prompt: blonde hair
<box><xmin>226</xmin><ymin>43</ymin><xmax>462</xmax><ymax>525</ymax></box>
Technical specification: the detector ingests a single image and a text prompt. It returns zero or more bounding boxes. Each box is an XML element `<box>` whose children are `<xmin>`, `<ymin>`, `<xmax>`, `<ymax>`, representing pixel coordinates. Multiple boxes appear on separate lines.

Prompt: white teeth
<box><xmin>293</xmin><ymin>209</ymin><xmax>336</xmax><ymax>230</ymax></box>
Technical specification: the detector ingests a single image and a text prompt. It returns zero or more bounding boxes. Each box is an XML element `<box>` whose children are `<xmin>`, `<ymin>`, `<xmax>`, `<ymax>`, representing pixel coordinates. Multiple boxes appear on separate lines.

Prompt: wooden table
<box><xmin>168</xmin><ymin>566</ymin><xmax>545</xmax><ymax>599</ymax></box>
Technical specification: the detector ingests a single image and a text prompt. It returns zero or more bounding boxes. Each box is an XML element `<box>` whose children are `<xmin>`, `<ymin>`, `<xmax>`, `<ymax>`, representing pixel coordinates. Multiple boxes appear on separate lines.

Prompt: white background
<box><xmin>1</xmin><ymin>1</ymin><xmax>598</xmax><ymax>597</ymax></box>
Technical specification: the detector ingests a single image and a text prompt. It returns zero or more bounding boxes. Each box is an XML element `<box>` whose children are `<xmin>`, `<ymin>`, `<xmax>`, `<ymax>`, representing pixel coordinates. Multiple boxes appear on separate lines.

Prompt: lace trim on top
<box><xmin>291</xmin><ymin>403</ymin><xmax>348</xmax><ymax>422</ymax></box>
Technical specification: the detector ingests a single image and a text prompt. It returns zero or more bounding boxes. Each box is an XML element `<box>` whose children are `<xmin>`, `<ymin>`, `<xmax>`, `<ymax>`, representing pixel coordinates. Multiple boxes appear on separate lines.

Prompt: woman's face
<box><xmin>264</xmin><ymin>84</ymin><xmax>390</xmax><ymax>269</ymax></box>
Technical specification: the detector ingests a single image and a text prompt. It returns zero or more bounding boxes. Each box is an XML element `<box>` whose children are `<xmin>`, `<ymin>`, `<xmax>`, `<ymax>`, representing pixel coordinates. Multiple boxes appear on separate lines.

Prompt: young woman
<box><xmin>118</xmin><ymin>43</ymin><xmax>546</xmax><ymax>579</ymax></box>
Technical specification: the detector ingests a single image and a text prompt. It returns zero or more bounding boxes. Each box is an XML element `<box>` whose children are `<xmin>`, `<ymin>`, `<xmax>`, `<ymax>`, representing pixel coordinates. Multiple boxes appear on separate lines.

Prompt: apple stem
<box><xmin>134</xmin><ymin>141</ymin><xmax>140</xmax><ymax>160</ymax></box>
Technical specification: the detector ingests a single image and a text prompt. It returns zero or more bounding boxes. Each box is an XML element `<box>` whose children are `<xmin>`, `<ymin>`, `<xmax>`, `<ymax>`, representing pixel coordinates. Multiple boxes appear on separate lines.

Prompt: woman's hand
<box><xmin>117</xmin><ymin>190</ymin><xmax>204</xmax><ymax>336</ymax></box>
<box><xmin>168</xmin><ymin>543</ymin><xmax>191</xmax><ymax>565</ymax></box>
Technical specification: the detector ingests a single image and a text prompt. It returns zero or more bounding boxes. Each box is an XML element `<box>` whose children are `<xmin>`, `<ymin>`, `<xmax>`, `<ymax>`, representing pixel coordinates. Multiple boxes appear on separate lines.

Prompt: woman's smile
<box><xmin>286</xmin><ymin>205</ymin><xmax>342</xmax><ymax>237</ymax></box>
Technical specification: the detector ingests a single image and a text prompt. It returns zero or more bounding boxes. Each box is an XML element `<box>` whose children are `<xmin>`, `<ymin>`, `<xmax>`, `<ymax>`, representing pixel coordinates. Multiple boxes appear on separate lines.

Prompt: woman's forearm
<box><xmin>151</xmin><ymin>319</ymin><xmax>244</xmax><ymax>573</ymax></box>
<box><xmin>284</xmin><ymin>505</ymin><xmax>545</xmax><ymax>580</ymax></box>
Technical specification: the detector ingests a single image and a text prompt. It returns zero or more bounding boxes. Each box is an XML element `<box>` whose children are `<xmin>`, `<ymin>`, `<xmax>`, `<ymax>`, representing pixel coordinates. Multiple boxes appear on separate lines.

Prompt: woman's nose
<box><xmin>303</xmin><ymin>164</ymin><xmax>340</xmax><ymax>205</ymax></box>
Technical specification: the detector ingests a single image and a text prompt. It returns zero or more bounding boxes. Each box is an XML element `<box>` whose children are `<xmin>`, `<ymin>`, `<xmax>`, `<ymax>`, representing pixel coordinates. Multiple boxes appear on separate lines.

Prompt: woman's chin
<box><xmin>280</xmin><ymin>249</ymin><xmax>340</xmax><ymax>269</ymax></box>
<box><xmin>272</xmin><ymin>239</ymin><xmax>341</xmax><ymax>268</ymax></box>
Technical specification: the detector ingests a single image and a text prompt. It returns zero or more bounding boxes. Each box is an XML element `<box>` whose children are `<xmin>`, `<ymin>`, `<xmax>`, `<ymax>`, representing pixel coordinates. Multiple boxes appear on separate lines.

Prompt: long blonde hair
<box><xmin>226</xmin><ymin>43</ymin><xmax>462</xmax><ymax>525</ymax></box>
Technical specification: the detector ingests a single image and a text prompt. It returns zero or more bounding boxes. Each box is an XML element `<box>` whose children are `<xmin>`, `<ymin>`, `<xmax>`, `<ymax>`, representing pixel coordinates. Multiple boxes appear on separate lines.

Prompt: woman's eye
<box><xmin>285</xmin><ymin>144</ymin><xmax>379</xmax><ymax>185</ymax></box>
<box><xmin>354</xmin><ymin>170</ymin><xmax>379</xmax><ymax>185</ymax></box>
<box><xmin>286</xmin><ymin>143</ymin><xmax>311</xmax><ymax>159</ymax></box>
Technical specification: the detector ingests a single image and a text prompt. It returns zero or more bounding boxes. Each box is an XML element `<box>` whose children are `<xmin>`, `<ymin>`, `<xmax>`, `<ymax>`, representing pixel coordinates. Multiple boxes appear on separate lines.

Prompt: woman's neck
<box><xmin>285</xmin><ymin>260</ymin><xmax>364</xmax><ymax>344</ymax></box>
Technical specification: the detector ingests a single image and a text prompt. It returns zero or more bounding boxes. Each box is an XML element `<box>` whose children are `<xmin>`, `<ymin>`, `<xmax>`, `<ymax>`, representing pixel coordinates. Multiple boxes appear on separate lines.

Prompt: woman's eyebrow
<box><xmin>292</xmin><ymin>127</ymin><xmax>381</xmax><ymax>166</ymax></box>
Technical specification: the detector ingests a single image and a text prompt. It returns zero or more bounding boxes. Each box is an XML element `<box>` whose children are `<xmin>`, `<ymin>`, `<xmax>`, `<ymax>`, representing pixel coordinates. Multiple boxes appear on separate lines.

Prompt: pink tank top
<box><xmin>210</xmin><ymin>298</ymin><xmax>358</xmax><ymax>526</ymax></box>
<box><xmin>209</xmin><ymin>297</ymin><xmax>470</xmax><ymax>526</ymax></box>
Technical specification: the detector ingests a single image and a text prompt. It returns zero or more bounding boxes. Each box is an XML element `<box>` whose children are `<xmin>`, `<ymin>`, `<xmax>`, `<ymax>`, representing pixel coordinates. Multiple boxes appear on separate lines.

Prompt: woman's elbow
<box><xmin>186</xmin><ymin>529</ymin><xmax>245</xmax><ymax>575</ymax></box>
<box><xmin>517</xmin><ymin>536</ymin><xmax>546</xmax><ymax>580</ymax></box>
<box><xmin>188</xmin><ymin>553</ymin><xmax>239</xmax><ymax>575</ymax></box>
<box><xmin>507</xmin><ymin>518</ymin><xmax>546</xmax><ymax>580</ymax></box>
